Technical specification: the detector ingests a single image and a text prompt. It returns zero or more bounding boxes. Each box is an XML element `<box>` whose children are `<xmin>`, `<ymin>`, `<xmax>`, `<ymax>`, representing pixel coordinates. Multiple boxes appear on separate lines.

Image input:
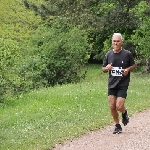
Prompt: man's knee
<box><xmin>116</xmin><ymin>105</ymin><xmax>123</xmax><ymax>111</ymax></box>
<box><xmin>116</xmin><ymin>102</ymin><xmax>125</xmax><ymax>112</ymax></box>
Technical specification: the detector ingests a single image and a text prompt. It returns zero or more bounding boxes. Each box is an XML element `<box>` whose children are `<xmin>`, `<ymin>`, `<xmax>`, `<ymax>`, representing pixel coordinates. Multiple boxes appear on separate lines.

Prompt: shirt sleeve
<box><xmin>102</xmin><ymin>53</ymin><xmax>108</xmax><ymax>67</ymax></box>
<box><xmin>129</xmin><ymin>51</ymin><xmax>136</xmax><ymax>66</ymax></box>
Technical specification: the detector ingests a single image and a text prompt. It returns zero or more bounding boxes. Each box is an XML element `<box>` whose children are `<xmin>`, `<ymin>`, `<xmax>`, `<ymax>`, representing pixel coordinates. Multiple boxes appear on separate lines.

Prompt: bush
<box><xmin>20</xmin><ymin>19</ymin><xmax>90</xmax><ymax>87</ymax></box>
<box><xmin>0</xmin><ymin>38</ymin><xmax>22</xmax><ymax>101</ymax></box>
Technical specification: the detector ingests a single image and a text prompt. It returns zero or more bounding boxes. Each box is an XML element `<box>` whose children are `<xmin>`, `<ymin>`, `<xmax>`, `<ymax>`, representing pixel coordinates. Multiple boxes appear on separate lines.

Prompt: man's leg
<box><xmin>116</xmin><ymin>86</ymin><xmax>128</xmax><ymax>114</ymax></box>
<box><xmin>116</xmin><ymin>97</ymin><xmax>129</xmax><ymax>126</ymax></box>
<box><xmin>116</xmin><ymin>97</ymin><xmax>126</xmax><ymax>113</ymax></box>
<box><xmin>108</xmin><ymin>95</ymin><xmax>119</xmax><ymax>124</ymax></box>
<box><xmin>108</xmin><ymin>95</ymin><xmax>122</xmax><ymax>134</ymax></box>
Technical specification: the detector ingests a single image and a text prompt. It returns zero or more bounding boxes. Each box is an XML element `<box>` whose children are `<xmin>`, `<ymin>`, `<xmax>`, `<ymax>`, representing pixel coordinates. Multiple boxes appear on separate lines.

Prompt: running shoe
<box><xmin>122</xmin><ymin>109</ymin><xmax>129</xmax><ymax>126</ymax></box>
<box><xmin>113</xmin><ymin>124</ymin><xmax>122</xmax><ymax>134</ymax></box>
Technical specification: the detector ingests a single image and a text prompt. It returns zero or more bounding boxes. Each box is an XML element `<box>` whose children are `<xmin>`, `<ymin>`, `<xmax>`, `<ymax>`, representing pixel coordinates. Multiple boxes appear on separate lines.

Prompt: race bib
<box><xmin>111</xmin><ymin>67</ymin><xmax>122</xmax><ymax>76</ymax></box>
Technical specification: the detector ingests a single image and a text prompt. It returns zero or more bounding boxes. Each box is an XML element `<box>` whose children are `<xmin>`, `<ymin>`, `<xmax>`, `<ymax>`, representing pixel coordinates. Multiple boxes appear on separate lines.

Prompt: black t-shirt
<box><xmin>102</xmin><ymin>49</ymin><xmax>135</xmax><ymax>89</ymax></box>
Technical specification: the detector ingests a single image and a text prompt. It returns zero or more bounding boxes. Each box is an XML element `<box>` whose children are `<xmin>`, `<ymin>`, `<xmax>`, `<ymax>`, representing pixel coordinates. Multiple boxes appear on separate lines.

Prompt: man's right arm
<box><xmin>102</xmin><ymin>63</ymin><xmax>113</xmax><ymax>73</ymax></box>
<box><xmin>102</xmin><ymin>66</ymin><xmax>108</xmax><ymax>72</ymax></box>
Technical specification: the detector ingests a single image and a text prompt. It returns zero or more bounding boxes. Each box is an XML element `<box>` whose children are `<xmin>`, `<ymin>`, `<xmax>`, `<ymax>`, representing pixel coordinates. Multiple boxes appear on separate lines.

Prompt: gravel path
<box><xmin>52</xmin><ymin>108</ymin><xmax>150</xmax><ymax>150</ymax></box>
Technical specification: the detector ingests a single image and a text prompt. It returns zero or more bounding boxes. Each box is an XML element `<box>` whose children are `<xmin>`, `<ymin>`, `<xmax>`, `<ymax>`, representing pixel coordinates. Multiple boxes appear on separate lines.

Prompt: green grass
<box><xmin>1</xmin><ymin>64</ymin><xmax>150</xmax><ymax>150</ymax></box>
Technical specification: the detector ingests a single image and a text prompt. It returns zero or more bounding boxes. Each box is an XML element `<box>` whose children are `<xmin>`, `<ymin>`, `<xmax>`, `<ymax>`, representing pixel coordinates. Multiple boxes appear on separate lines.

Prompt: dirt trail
<box><xmin>52</xmin><ymin>109</ymin><xmax>150</xmax><ymax>150</ymax></box>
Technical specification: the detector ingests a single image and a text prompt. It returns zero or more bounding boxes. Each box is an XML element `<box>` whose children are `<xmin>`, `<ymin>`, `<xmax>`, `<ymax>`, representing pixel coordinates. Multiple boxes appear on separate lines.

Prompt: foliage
<box><xmin>23</xmin><ymin>0</ymin><xmax>102</xmax><ymax>29</ymax></box>
<box><xmin>0</xmin><ymin>0</ymin><xmax>42</xmax><ymax>101</ymax></box>
<box><xmin>101</xmin><ymin>1</ymin><xmax>149</xmax><ymax>61</ymax></box>
<box><xmin>23</xmin><ymin>0</ymin><xmax>143</xmax><ymax>63</ymax></box>
<box><xmin>21</xmin><ymin>19</ymin><xmax>90</xmax><ymax>87</ymax></box>
<box><xmin>95</xmin><ymin>0</ymin><xmax>142</xmax><ymax>60</ymax></box>
<box><xmin>94</xmin><ymin>0</ymin><xmax>142</xmax><ymax>60</ymax></box>
<box><xmin>1</xmin><ymin>0</ymin><xmax>150</xmax><ymax>101</ymax></box>
<box><xmin>0</xmin><ymin>0</ymin><xmax>41</xmax><ymax>42</ymax></box>
<box><xmin>0</xmin><ymin>38</ymin><xmax>21</xmax><ymax>101</ymax></box>
<box><xmin>131</xmin><ymin>1</ymin><xmax>150</xmax><ymax>59</ymax></box>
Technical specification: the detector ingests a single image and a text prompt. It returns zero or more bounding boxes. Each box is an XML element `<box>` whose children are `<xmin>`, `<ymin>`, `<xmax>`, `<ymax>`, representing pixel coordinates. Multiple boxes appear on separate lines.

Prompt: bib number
<box><xmin>111</xmin><ymin>67</ymin><xmax>122</xmax><ymax>76</ymax></box>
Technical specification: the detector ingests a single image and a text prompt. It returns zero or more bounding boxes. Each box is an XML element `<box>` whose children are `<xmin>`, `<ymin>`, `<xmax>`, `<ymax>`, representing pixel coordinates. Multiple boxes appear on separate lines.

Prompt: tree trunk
<box><xmin>146</xmin><ymin>0</ymin><xmax>150</xmax><ymax>5</ymax></box>
<box><xmin>145</xmin><ymin>57</ymin><xmax>150</xmax><ymax>73</ymax></box>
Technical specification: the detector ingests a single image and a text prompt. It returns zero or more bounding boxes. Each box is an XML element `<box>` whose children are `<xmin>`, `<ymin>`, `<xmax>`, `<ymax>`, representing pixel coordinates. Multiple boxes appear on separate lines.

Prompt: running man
<box><xmin>102</xmin><ymin>33</ymin><xmax>137</xmax><ymax>134</ymax></box>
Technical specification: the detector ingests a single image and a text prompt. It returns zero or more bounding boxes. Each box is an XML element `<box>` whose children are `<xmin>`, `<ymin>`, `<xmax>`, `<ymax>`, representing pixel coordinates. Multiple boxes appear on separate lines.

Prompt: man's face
<box><xmin>112</xmin><ymin>35</ymin><xmax>123</xmax><ymax>52</ymax></box>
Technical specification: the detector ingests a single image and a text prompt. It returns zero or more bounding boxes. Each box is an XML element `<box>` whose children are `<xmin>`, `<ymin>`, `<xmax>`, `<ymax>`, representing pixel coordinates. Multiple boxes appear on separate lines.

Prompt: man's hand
<box><xmin>122</xmin><ymin>69</ymin><xmax>129</xmax><ymax>76</ymax></box>
<box><xmin>105</xmin><ymin>63</ymin><xmax>113</xmax><ymax>72</ymax></box>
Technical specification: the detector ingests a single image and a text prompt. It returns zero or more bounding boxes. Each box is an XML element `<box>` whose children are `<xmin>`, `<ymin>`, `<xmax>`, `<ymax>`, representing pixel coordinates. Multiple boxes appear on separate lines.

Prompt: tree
<box><xmin>23</xmin><ymin>0</ymin><xmax>143</xmax><ymax>63</ymax></box>
<box><xmin>0</xmin><ymin>0</ymin><xmax>42</xmax><ymax>100</ymax></box>
<box><xmin>131</xmin><ymin>1</ymin><xmax>150</xmax><ymax>72</ymax></box>
<box><xmin>0</xmin><ymin>38</ymin><xmax>22</xmax><ymax>101</ymax></box>
<box><xmin>90</xmin><ymin>0</ymin><xmax>142</xmax><ymax>62</ymax></box>
<box><xmin>146</xmin><ymin>0</ymin><xmax>150</xmax><ymax>5</ymax></box>
<box><xmin>20</xmin><ymin>19</ymin><xmax>90</xmax><ymax>87</ymax></box>
<box><xmin>23</xmin><ymin>0</ymin><xmax>102</xmax><ymax>29</ymax></box>
<box><xmin>0</xmin><ymin>0</ymin><xmax>41</xmax><ymax>42</ymax></box>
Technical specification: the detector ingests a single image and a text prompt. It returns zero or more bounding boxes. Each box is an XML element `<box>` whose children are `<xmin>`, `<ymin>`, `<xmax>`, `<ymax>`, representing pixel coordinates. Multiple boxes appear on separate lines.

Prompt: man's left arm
<box><xmin>122</xmin><ymin>64</ymin><xmax>137</xmax><ymax>76</ymax></box>
<box><xmin>122</xmin><ymin>51</ymin><xmax>137</xmax><ymax>76</ymax></box>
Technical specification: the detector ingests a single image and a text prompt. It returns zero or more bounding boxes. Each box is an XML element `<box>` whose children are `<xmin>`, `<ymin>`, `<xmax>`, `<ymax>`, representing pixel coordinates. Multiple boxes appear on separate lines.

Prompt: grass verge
<box><xmin>1</xmin><ymin>64</ymin><xmax>150</xmax><ymax>150</ymax></box>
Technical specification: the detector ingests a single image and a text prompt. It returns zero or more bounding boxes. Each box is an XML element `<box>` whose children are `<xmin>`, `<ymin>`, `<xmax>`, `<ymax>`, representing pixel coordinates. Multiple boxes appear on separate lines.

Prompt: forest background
<box><xmin>0</xmin><ymin>0</ymin><xmax>150</xmax><ymax>101</ymax></box>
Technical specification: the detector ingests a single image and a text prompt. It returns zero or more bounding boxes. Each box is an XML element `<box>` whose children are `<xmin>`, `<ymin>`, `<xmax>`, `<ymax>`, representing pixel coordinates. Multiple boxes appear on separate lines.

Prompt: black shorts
<box><xmin>108</xmin><ymin>86</ymin><xmax>128</xmax><ymax>98</ymax></box>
